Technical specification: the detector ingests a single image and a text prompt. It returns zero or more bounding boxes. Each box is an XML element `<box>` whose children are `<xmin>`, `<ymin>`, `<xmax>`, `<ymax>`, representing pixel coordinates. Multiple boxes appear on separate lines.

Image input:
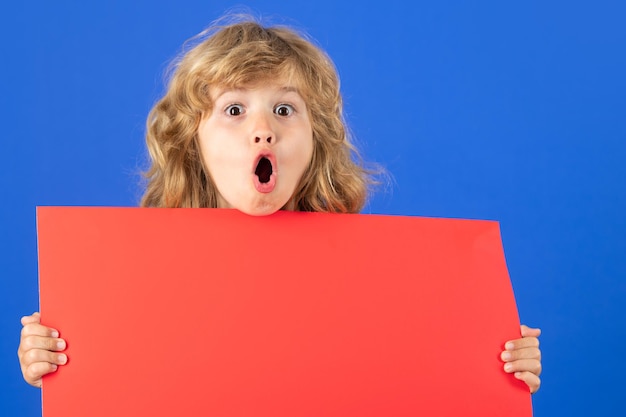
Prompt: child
<box><xmin>18</xmin><ymin>15</ymin><xmax>542</xmax><ymax>393</ymax></box>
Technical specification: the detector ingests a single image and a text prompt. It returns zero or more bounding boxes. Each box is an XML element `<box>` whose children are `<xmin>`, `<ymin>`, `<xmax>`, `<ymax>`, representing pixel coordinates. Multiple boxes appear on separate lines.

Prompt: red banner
<box><xmin>38</xmin><ymin>207</ymin><xmax>531</xmax><ymax>416</ymax></box>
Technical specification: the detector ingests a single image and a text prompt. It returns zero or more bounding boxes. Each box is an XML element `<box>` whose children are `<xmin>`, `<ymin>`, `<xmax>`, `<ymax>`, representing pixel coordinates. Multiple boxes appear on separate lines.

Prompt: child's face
<box><xmin>198</xmin><ymin>82</ymin><xmax>314</xmax><ymax>215</ymax></box>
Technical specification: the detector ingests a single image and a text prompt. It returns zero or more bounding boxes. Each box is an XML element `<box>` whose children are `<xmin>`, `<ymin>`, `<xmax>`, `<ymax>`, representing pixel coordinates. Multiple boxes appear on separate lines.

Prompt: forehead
<box><xmin>209</xmin><ymin>67</ymin><xmax>309</xmax><ymax>100</ymax></box>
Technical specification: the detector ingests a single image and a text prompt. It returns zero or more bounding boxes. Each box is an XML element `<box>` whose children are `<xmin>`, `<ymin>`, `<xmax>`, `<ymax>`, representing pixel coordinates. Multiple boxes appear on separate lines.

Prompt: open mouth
<box><xmin>255</xmin><ymin>157</ymin><xmax>273</xmax><ymax>183</ymax></box>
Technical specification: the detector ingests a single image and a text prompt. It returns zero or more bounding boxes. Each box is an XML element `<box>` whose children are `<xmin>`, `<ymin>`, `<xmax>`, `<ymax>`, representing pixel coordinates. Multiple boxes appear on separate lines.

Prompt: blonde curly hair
<box><xmin>141</xmin><ymin>16</ymin><xmax>374</xmax><ymax>212</ymax></box>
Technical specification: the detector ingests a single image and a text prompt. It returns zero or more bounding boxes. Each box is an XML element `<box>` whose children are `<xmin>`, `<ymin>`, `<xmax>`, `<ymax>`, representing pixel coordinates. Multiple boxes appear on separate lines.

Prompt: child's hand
<box><xmin>501</xmin><ymin>324</ymin><xmax>542</xmax><ymax>393</ymax></box>
<box><xmin>17</xmin><ymin>312</ymin><xmax>67</xmax><ymax>388</ymax></box>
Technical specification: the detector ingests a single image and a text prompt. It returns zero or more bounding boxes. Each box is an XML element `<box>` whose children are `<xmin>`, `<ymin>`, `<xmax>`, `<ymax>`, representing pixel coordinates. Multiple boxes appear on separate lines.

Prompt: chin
<box><xmin>236</xmin><ymin>201</ymin><xmax>284</xmax><ymax>217</ymax></box>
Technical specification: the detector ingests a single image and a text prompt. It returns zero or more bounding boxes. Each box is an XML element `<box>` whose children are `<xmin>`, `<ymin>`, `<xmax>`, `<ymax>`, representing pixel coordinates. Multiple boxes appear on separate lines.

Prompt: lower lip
<box><xmin>254</xmin><ymin>174</ymin><xmax>276</xmax><ymax>193</ymax></box>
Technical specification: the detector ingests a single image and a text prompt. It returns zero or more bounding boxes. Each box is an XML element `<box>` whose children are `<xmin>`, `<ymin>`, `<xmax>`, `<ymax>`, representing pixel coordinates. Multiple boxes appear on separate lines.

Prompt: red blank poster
<box><xmin>37</xmin><ymin>207</ymin><xmax>532</xmax><ymax>417</ymax></box>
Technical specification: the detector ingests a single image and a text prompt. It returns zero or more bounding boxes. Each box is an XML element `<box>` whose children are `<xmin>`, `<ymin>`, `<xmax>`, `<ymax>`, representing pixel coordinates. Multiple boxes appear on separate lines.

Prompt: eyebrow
<box><xmin>212</xmin><ymin>85</ymin><xmax>302</xmax><ymax>100</ymax></box>
<box><xmin>279</xmin><ymin>86</ymin><xmax>300</xmax><ymax>94</ymax></box>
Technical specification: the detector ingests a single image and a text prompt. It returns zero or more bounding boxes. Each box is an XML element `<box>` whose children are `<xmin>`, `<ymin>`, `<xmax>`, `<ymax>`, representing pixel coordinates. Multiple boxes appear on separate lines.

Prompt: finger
<box><xmin>19</xmin><ymin>335</ymin><xmax>66</xmax><ymax>355</ymax></box>
<box><xmin>520</xmin><ymin>325</ymin><xmax>541</xmax><ymax>338</ymax></box>
<box><xmin>20</xmin><ymin>312</ymin><xmax>41</xmax><ymax>326</ymax></box>
<box><xmin>504</xmin><ymin>336</ymin><xmax>539</xmax><ymax>351</ymax></box>
<box><xmin>21</xmin><ymin>322</ymin><xmax>60</xmax><ymax>339</ymax></box>
<box><xmin>23</xmin><ymin>361</ymin><xmax>60</xmax><ymax>388</ymax></box>
<box><xmin>501</xmin><ymin>346</ymin><xmax>541</xmax><ymax>362</ymax></box>
<box><xmin>514</xmin><ymin>371</ymin><xmax>541</xmax><ymax>394</ymax></box>
<box><xmin>503</xmin><ymin>358</ymin><xmax>542</xmax><ymax>376</ymax></box>
<box><xmin>22</xmin><ymin>348</ymin><xmax>68</xmax><ymax>368</ymax></box>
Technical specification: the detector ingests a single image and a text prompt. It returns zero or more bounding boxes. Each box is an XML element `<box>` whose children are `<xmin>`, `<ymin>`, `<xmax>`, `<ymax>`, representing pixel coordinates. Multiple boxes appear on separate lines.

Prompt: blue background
<box><xmin>2</xmin><ymin>1</ymin><xmax>625</xmax><ymax>415</ymax></box>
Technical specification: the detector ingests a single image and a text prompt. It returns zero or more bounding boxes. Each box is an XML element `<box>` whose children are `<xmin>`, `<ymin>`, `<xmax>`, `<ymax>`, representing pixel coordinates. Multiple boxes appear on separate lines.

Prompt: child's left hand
<box><xmin>501</xmin><ymin>325</ymin><xmax>542</xmax><ymax>393</ymax></box>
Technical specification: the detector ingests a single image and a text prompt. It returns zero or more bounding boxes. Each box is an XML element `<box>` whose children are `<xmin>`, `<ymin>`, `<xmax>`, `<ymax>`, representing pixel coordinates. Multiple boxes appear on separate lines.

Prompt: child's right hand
<box><xmin>17</xmin><ymin>312</ymin><xmax>67</xmax><ymax>388</ymax></box>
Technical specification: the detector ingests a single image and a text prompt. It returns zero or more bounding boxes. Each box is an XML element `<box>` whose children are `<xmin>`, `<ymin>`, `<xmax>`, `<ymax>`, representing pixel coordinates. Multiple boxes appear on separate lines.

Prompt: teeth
<box><xmin>255</xmin><ymin>157</ymin><xmax>272</xmax><ymax>183</ymax></box>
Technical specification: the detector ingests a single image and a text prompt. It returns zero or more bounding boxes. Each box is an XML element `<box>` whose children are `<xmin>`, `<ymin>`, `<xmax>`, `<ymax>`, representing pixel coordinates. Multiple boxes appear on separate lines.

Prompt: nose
<box><xmin>250</xmin><ymin>112</ymin><xmax>275</xmax><ymax>145</ymax></box>
<box><xmin>254</xmin><ymin>135</ymin><xmax>272</xmax><ymax>144</ymax></box>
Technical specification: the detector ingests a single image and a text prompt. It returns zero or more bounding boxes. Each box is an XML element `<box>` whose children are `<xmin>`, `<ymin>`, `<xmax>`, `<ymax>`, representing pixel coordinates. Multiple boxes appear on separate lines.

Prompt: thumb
<box><xmin>20</xmin><ymin>312</ymin><xmax>41</xmax><ymax>326</ymax></box>
<box><xmin>521</xmin><ymin>324</ymin><xmax>541</xmax><ymax>338</ymax></box>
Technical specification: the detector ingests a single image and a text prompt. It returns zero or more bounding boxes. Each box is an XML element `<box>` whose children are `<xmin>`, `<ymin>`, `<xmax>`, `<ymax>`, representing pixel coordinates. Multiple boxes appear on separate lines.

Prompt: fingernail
<box><xmin>504</xmin><ymin>363</ymin><xmax>513</xmax><ymax>372</ymax></box>
<box><xmin>51</xmin><ymin>330</ymin><xmax>59</xmax><ymax>338</ymax></box>
<box><xmin>58</xmin><ymin>354</ymin><xmax>67</xmax><ymax>365</ymax></box>
<box><xmin>501</xmin><ymin>352</ymin><xmax>512</xmax><ymax>361</ymax></box>
<box><xmin>51</xmin><ymin>364</ymin><xmax>58</xmax><ymax>372</ymax></box>
<box><xmin>505</xmin><ymin>342</ymin><xmax>515</xmax><ymax>350</ymax></box>
<box><xmin>57</xmin><ymin>340</ymin><xmax>66</xmax><ymax>350</ymax></box>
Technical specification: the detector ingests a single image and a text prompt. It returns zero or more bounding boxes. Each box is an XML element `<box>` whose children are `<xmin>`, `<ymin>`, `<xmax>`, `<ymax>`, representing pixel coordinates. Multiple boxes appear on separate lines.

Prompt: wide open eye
<box><xmin>225</xmin><ymin>104</ymin><xmax>244</xmax><ymax>116</ymax></box>
<box><xmin>274</xmin><ymin>104</ymin><xmax>294</xmax><ymax>117</ymax></box>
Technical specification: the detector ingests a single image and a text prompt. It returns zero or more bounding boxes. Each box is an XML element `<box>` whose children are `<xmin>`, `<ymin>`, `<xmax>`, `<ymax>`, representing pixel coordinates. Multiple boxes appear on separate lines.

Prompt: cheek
<box><xmin>291</xmin><ymin>124</ymin><xmax>314</xmax><ymax>161</ymax></box>
<box><xmin>303</xmin><ymin>143</ymin><xmax>314</xmax><ymax>172</ymax></box>
<box><xmin>199</xmin><ymin>129</ymin><xmax>245</xmax><ymax>167</ymax></box>
<box><xmin>203</xmin><ymin>148</ymin><xmax>244</xmax><ymax>186</ymax></box>
<box><xmin>301</xmin><ymin>133</ymin><xmax>315</xmax><ymax>169</ymax></box>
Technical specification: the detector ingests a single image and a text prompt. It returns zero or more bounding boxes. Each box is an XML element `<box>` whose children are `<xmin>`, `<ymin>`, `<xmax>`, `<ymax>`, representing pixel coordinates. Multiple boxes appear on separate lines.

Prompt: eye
<box><xmin>225</xmin><ymin>104</ymin><xmax>244</xmax><ymax>116</ymax></box>
<box><xmin>274</xmin><ymin>104</ymin><xmax>294</xmax><ymax>117</ymax></box>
